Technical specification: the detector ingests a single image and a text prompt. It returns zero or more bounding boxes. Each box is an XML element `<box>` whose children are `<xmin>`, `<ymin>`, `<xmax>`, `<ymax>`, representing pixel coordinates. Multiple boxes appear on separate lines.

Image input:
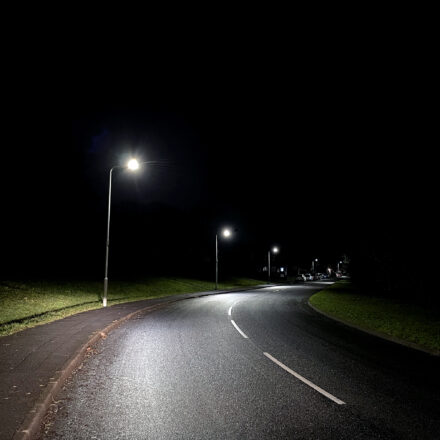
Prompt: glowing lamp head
<box><xmin>222</xmin><ymin>228</ymin><xmax>231</xmax><ymax>238</ymax></box>
<box><xmin>272</xmin><ymin>247</ymin><xmax>279</xmax><ymax>254</ymax></box>
<box><xmin>127</xmin><ymin>158</ymin><xmax>140</xmax><ymax>170</ymax></box>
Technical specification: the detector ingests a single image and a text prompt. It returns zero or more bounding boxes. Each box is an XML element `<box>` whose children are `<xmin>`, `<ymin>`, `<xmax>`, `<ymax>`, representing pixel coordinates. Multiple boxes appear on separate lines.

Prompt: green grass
<box><xmin>0</xmin><ymin>277</ymin><xmax>264</xmax><ymax>336</ymax></box>
<box><xmin>309</xmin><ymin>282</ymin><xmax>440</xmax><ymax>354</ymax></box>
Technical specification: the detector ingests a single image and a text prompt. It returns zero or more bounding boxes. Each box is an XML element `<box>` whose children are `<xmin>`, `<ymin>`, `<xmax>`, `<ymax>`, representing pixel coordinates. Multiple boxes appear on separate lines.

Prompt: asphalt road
<box><xmin>42</xmin><ymin>283</ymin><xmax>440</xmax><ymax>439</ymax></box>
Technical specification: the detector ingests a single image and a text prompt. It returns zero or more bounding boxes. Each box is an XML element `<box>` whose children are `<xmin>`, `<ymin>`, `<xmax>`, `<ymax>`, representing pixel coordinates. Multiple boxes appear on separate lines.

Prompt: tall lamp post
<box><xmin>312</xmin><ymin>258</ymin><xmax>318</xmax><ymax>274</ymax></box>
<box><xmin>103</xmin><ymin>158</ymin><xmax>146</xmax><ymax>307</ymax></box>
<box><xmin>268</xmin><ymin>246</ymin><xmax>279</xmax><ymax>282</ymax></box>
<box><xmin>215</xmin><ymin>228</ymin><xmax>232</xmax><ymax>290</ymax></box>
<box><xmin>337</xmin><ymin>260</ymin><xmax>342</xmax><ymax>272</ymax></box>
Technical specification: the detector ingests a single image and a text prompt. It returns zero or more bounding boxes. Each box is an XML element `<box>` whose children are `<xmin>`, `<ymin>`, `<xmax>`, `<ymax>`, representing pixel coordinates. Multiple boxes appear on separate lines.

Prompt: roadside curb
<box><xmin>12</xmin><ymin>284</ymin><xmax>271</xmax><ymax>440</ymax></box>
<box><xmin>307</xmin><ymin>300</ymin><xmax>440</xmax><ymax>357</ymax></box>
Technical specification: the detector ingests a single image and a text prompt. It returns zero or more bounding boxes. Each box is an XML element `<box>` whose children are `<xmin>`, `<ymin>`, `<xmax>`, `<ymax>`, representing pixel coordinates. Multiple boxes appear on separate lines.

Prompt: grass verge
<box><xmin>309</xmin><ymin>281</ymin><xmax>440</xmax><ymax>354</ymax></box>
<box><xmin>0</xmin><ymin>277</ymin><xmax>264</xmax><ymax>336</ymax></box>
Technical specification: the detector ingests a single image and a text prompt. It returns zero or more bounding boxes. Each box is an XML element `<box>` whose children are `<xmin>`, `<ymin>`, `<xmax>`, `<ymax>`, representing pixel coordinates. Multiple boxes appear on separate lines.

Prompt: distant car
<box><xmin>336</xmin><ymin>271</ymin><xmax>342</xmax><ymax>278</ymax></box>
<box><xmin>314</xmin><ymin>273</ymin><xmax>323</xmax><ymax>280</ymax></box>
<box><xmin>295</xmin><ymin>274</ymin><xmax>306</xmax><ymax>282</ymax></box>
<box><xmin>305</xmin><ymin>273</ymin><xmax>313</xmax><ymax>281</ymax></box>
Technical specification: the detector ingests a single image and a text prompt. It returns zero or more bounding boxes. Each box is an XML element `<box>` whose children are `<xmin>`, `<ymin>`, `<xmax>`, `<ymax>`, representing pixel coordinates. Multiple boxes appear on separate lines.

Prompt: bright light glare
<box><xmin>272</xmin><ymin>247</ymin><xmax>279</xmax><ymax>253</ymax></box>
<box><xmin>127</xmin><ymin>158</ymin><xmax>140</xmax><ymax>170</ymax></box>
<box><xmin>222</xmin><ymin>228</ymin><xmax>231</xmax><ymax>238</ymax></box>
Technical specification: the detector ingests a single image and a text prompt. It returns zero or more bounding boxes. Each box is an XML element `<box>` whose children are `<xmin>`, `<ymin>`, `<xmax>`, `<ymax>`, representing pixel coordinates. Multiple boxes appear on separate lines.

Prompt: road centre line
<box><xmin>231</xmin><ymin>320</ymin><xmax>249</xmax><ymax>339</ymax></box>
<box><xmin>263</xmin><ymin>352</ymin><xmax>346</xmax><ymax>405</ymax></box>
<box><xmin>228</xmin><ymin>299</ymin><xmax>242</xmax><ymax>317</ymax></box>
<box><xmin>226</xmin><ymin>295</ymin><xmax>344</xmax><ymax>405</ymax></box>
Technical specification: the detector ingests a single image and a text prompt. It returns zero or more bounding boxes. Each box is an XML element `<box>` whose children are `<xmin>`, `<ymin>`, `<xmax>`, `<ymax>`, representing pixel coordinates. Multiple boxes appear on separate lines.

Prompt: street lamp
<box><xmin>103</xmin><ymin>158</ymin><xmax>146</xmax><ymax>307</ymax></box>
<box><xmin>268</xmin><ymin>246</ymin><xmax>279</xmax><ymax>282</ymax></box>
<box><xmin>215</xmin><ymin>228</ymin><xmax>232</xmax><ymax>290</ymax></box>
<box><xmin>337</xmin><ymin>260</ymin><xmax>342</xmax><ymax>272</ymax></box>
<box><xmin>312</xmin><ymin>258</ymin><xmax>318</xmax><ymax>274</ymax></box>
<box><xmin>127</xmin><ymin>158</ymin><xmax>140</xmax><ymax>170</ymax></box>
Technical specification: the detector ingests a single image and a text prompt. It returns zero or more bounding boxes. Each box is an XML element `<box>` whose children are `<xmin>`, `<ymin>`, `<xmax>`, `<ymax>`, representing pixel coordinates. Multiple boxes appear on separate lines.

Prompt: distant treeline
<box><xmin>348</xmin><ymin>230</ymin><xmax>436</xmax><ymax>308</ymax></box>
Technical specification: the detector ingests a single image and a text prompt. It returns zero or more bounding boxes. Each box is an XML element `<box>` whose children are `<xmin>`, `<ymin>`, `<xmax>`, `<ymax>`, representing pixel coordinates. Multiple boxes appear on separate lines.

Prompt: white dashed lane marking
<box><xmin>263</xmin><ymin>352</ymin><xmax>346</xmax><ymax>405</ymax></box>
<box><xmin>230</xmin><ymin>320</ymin><xmax>249</xmax><ymax>339</ymax></box>
<box><xmin>226</xmin><ymin>294</ymin><xmax>346</xmax><ymax>405</ymax></box>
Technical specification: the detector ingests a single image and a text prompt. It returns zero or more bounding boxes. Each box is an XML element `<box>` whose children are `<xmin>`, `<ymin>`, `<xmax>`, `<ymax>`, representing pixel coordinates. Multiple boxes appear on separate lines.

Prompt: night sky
<box><xmin>0</xmin><ymin>63</ymin><xmax>434</xmax><ymax>282</ymax></box>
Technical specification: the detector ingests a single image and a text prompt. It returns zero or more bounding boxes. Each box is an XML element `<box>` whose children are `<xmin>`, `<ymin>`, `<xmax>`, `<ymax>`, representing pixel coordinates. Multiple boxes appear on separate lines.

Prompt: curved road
<box><xmin>43</xmin><ymin>283</ymin><xmax>440</xmax><ymax>439</ymax></box>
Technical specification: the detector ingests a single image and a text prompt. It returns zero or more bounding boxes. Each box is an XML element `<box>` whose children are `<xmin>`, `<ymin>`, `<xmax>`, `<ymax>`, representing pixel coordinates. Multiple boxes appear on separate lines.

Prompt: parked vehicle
<box><xmin>295</xmin><ymin>274</ymin><xmax>306</xmax><ymax>282</ymax></box>
<box><xmin>305</xmin><ymin>273</ymin><xmax>313</xmax><ymax>281</ymax></box>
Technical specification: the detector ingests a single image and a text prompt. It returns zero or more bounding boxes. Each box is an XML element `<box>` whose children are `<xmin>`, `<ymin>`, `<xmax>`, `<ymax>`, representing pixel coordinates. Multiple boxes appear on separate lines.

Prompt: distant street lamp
<box><xmin>103</xmin><ymin>158</ymin><xmax>148</xmax><ymax>307</ymax></box>
<box><xmin>312</xmin><ymin>258</ymin><xmax>318</xmax><ymax>274</ymax></box>
<box><xmin>268</xmin><ymin>246</ymin><xmax>279</xmax><ymax>282</ymax></box>
<box><xmin>337</xmin><ymin>260</ymin><xmax>342</xmax><ymax>272</ymax></box>
<box><xmin>215</xmin><ymin>228</ymin><xmax>232</xmax><ymax>290</ymax></box>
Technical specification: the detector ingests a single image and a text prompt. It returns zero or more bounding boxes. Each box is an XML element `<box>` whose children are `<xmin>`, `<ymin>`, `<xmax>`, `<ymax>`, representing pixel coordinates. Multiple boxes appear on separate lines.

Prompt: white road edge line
<box><xmin>231</xmin><ymin>320</ymin><xmax>249</xmax><ymax>339</ymax></box>
<box><xmin>228</xmin><ymin>306</ymin><xmax>233</xmax><ymax>316</ymax></box>
<box><xmin>263</xmin><ymin>352</ymin><xmax>346</xmax><ymax>405</ymax></box>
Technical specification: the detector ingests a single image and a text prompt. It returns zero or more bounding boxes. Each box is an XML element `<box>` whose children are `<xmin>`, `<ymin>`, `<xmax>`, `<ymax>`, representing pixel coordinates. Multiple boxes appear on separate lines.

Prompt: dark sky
<box><xmin>0</xmin><ymin>57</ymin><xmax>434</xmax><ymax>280</ymax></box>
